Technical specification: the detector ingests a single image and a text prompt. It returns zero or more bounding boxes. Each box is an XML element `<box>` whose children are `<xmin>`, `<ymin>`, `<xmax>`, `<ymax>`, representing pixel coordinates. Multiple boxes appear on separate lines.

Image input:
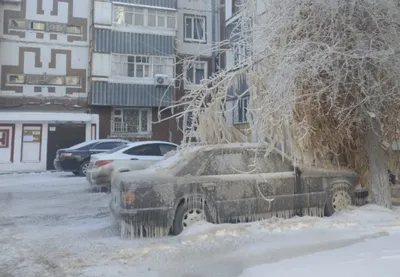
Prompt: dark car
<box><xmin>110</xmin><ymin>143</ymin><xmax>369</xmax><ymax>238</ymax></box>
<box><xmin>54</xmin><ymin>139</ymin><xmax>130</xmax><ymax>176</ymax></box>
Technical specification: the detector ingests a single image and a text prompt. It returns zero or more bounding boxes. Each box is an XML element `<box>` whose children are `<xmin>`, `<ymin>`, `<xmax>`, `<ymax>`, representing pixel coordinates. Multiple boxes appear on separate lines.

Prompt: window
<box><xmin>8</xmin><ymin>20</ymin><xmax>82</xmax><ymax>35</ymax></box>
<box><xmin>166</xmin><ymin>11</ymin><xmax>176</xmax><ymax>28</ymax></box>
<box><xmin>184</xmin><ymin>111</ymin><xmax>195</xmax><ymax>131</ymax></box>
<box><xmin>105</xmin><ymin>144</ymin><xmax>129</xmax><ymax>154</ymax></box>
<box><xmin>65</xmin><ymin>76</ymin><xmax>80</xmax><ymax>86</ymax></box>
<box><xmin>26</xmin><ymin>75</ymin><xmax>45</xmax><ymax>85</ymax></box>
<box><xmin>9</xmin><ymin>19</ymin><xmax>25</xmax><ymax>29</ymax></box>
<box><xmin>113</xmin><ymin>5</ymin><xmax>176</xmax><ymax>29</ymax></box>
<box><xmin>134</xmin><ymin>8</ymin><xmax>144</xmax><ymax>26</ymax></box>
<box><xmin>130</xmin><ymin>56</ymin><xmax>150</xmax><ymax>78</ymax></box>
<box><xmin>234</xmin><ymin>97</ymin><xmax>248</xmax><ymax>124</ymax></box>
<box><xmin>0</xmin><ymin>130</ymin><xmax>10</xmax><ymax>148</ymax></box>
<box><xmin>246</xmin><ymin>150</ymin><xmax>293</xmax><ymax>173</ymax></box>
<box><xmin>148</xmin><ymin>10</ymin><xmax>157</xmax><ymax>26</ymax></box>
<box><xmin>185</xmin><ymin>61</ymin><xmax>207</xmax><ymax>84</ymax></box>
<box><xmin>157</xmin><ymin>11</ymin><xmax>166</xmax><ymax>27</ymax></box>
<box><xmin>7</xmin><ymin>74</ymin><xmax>80</xmax><ymax>86</ymax></box>
<box><xmin>111</xmin><ymin>55</ymin><xmax>174</xmax><ymax>78</ymax></box>
<box><xmin>48</xmin><ymin>23</ymin><xmax>64</xmax><ymax>33</ymax></box>
<box><xmin>66</xmin><ymin>26</ymin><xmax>81</xmax><ymax>34</ymax></box>
<box><xmin>184</xmin><ymin>15</ymin><xmax>206</xmax><ymax>42</ymax></box>
<box><xmin>233</xmin><ymin>43</ymin><xmax>246</xmax><ymax>65</ymax></box>
<box><xmin>202</xmin><ymin>150</ymin><xmax>247</xmax><ymax>175</ymax></box>
<box><xmin>159</xmin><ymin>144</ymin><xmax>177</xmax><ymax>155</ymax></box>
<box><xmin>92</xmin><ymin>141</ymin><xmax>125</xmax><ymax>150</ymax></box>
<box><xmin>46</xmin><ymin>75</ymin><xmax>64</xmax><ymax>85</ymax></box>
<box><xmin>124</xmin><ymin>144</ymin><xmax>161</xmax><ymax>156</ymax></box>
<box><xmin>7</xmin><ymin>74</ymin><xmax>24</xmax><ymax>84</ymax></box>
<box><xmin>112</xmin><ymin>108</ymin><xmax>151</xmax><ymax>134</ymax></box>
<box><xmin>30</xmin><ymin>22</ymin><xmax>45</xmax><ymax>31</ymax></box>
<box><xmin>232</xmin><ymin>0</ymin><xmax>241</xmax><ymax>15</ymax></box>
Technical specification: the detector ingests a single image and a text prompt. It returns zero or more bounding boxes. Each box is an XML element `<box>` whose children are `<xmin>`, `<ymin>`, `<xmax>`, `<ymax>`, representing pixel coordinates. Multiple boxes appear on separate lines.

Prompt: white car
<box><xmin>86</xmin><ymin>140</ymin><xmax>178</xmax><ymax>191</ymax></box>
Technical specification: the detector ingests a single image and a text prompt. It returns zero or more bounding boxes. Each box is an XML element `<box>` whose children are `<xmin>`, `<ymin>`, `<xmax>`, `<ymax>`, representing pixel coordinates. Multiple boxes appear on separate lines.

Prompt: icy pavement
<box><xmin>1</xmin><ymin>172</ymin><xmax>400</xmax><ymax>277</ymax></box>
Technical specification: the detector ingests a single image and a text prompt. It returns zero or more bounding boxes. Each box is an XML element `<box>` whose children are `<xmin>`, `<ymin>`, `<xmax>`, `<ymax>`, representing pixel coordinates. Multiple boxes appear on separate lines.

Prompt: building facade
<box><xmin>221</xmin><ymin>0</ymin><xmax>251</xmax><ymax>140</ymax></box>
<box><xmin>0</xmin><ymin>0</ymin><xmax>99</xmax><ymax>173</ymax></box>
<box><xmin>89</xmin><ymin>0</ymin><xmax>179</xmax><ymax>142</ymax></box>
<box><xmin>175</xmin><ymin>0</ymin><xmax>219</xmax><ymax>140</ymax></box>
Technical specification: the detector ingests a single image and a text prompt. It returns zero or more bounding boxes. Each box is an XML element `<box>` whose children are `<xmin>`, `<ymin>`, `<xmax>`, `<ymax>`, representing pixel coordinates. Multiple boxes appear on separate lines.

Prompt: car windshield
<box><xmin>104</xmin><ymin>144</ymin><xmax>129</xmax><ymax>154</ymax></box>
<box><xmin>146</xmin><ymin>146</ymin><xmax>201</xmax><ymax>172</ymax></box>
<box><xmin>68</xmin><ymin>141</ymin><xmax>98</xmax><ymax>150</ymax></box>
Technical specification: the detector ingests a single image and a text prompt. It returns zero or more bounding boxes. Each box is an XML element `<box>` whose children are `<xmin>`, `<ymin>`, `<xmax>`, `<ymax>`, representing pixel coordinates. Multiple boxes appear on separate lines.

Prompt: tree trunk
<box><xmin>366</xmin><ymin>118</ymin><xmax>392</xmax><ymax>209</ymax></box>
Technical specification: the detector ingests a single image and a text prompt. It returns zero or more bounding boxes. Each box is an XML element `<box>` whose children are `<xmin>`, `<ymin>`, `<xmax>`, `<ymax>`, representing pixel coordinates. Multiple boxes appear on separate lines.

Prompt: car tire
<box><xmin>78</xmin><ymin>161</ymin><xmax>90</xmax><ymax>177</ymax></box>
<box><xmin>325</xmin><ymin>183</ymin><xmax>354</xmax><ymax>216</ymax></box>
<box><xmin>72</xmin><ymin>171</ymin><xmax>80</xmax><ymax>176</ymax></box>
<box><xmin>172</xmin><ymin>198</ymin><xmax>211</xmax><ymax>236</ymax></box>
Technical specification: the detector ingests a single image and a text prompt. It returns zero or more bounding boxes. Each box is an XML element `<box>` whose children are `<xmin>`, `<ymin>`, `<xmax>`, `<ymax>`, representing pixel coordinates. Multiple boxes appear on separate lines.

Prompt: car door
<box><xmin>244</xmin><ymin>149</ymin><xmax>297</xmax><ymax>218</ymax></box>
<box><xmin>198</xmin><ymin>148</ymin><xmax>257</xmax><ymax>224</ymax></box>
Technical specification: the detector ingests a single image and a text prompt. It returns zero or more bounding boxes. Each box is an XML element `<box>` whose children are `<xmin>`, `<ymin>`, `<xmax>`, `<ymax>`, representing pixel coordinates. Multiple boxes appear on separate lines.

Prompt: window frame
<box><xmin>112</xmin><ymin>5</ymin><xmax>176</xmax><ymax>29</ymax></box>
<box><xmin>123</xmin><ymin>144</ymin><xmax>162</xmax><ymax>156</ymax></box>
<box><xmin>0</xmin><ymin>129</ymin><xmax>10</xmax><ymax>148</ymax></box>
<box><xmin>184</xmin><ymin>14</ymin><xmax>207</xmax><ymax>43</ymax></box>
<box><xmin>183</xmin><ymin>61</ymin><xmax>208</xmax><ymax>85</ymax></box>
<box><xmin>29</xmin><ymin>21</ymin><xmax>46</xmax><ymax>31</ymax></box>
<box><xmin>233</xmin><ymin>96</ymin><xmax>249</xmax><ymax>124</ymax></box>
<box><xmin>9</xmin><ymin>19</ymin><xmax>26</xmax><ymax>30</ymax></box>
<box><xmin>66</xmin><ymin>25</ymin><xmax>82</xmax><ymax>35</ymax></box>
<box><xmin>159</xmin><ymin>143</ymin><xmax>177</xmax><ymax>155</ymax></box>
<box><xmin>111</xmin><ymin>108</ymin><xmax>152</xmax><ymax>135</ymax></box>
<box><xmin>233</xmin><ymin>43</ymin><xmax>246</xmax><ymax>66</ymax></box>
<box><xmin>111</xmin><ymin>54</ymin><xmax>175</xmax><ymax>79</ymax></box>
<box><xmin>91</xmin><ymin>141</ymin><xmax>126</xmax><ymax>151</ymax></box>
<box><xmin>7</xmin><ymin>19</ymin><xmax>83</xmax><ymax>36</ymax></box>
<box><xmin>6</xmin><ymin>74</ymin><xmax>81</xmax><ymax>87</ymax></box>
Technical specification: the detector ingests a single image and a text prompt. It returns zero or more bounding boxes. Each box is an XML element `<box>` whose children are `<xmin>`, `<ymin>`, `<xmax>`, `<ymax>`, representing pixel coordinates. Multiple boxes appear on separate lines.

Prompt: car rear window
<box><xmin>69</xmin><ymin>141</ymin><xmax>98</xmax><ymax>150</ymax></box>
<box><xmin>105</xmin><ymin>144</ymin><xmax>129</xmax><ymax>154</ymax></box>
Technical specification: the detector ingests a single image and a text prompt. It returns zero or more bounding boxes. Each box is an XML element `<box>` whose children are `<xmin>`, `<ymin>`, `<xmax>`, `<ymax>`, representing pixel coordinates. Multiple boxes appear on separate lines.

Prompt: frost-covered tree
<box><xmin>159</xmin><ymin>0</ymin><xmax>400</xmax><ymax>209</ymax></box>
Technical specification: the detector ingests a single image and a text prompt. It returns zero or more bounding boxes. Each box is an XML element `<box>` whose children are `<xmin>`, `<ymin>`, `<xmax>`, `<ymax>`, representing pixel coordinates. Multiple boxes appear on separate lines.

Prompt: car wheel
<box><xmin>172</xmin><ymin>198</ymin><xmax>210</xmax><ymax>236</ymax></box>
<box><xmin>72</xmin><ymin>171</ymin><xmax>79</xmax><ymax>176</ymax></box>
<box><xmin>325</xmin><ymin>184</ymin><xmax>354</xmax><ymax>216</ymax></box>
<box><xmin>78</xmin><ymin>161</ymin><xmax>90</xmax><ymax>177</ymax></box>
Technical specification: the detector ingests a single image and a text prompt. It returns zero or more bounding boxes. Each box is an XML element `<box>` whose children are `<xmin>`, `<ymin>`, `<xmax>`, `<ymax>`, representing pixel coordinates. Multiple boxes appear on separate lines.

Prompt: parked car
<box><xmin>53</xmin><ymin>139</ymin><xmax>130</xmax><ymax>176</ymax></box>
<box><xmin>109</xmin><ymin>143</ymin><xmax>369</xmax><ymax>238</ymax></box>
<box><xmin>86</xmin><ymin>141</ymin><xmax>178</xmax><ymax>191</ymax></box>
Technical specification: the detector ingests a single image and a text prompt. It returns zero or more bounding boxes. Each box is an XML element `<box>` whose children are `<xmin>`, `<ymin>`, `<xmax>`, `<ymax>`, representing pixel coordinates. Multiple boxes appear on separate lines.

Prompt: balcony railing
<box><xmin>110</xmin><ymin>121</ymin><xmax>151</xmax><ymax>138</ymax></box>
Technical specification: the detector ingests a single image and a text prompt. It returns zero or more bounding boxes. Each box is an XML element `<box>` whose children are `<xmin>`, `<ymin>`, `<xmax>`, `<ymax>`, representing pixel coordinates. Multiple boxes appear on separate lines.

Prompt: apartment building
<box><xmin>176</xmin><ymin>0</ymin><xmax>219</xmax><ymax>139</ymax></box>
<box><xmin>0</xmin><ymin>0</ymin><xmax>98</xmax><ymax>173</ymax></box>
<box><xmin>221</xmin><ymin>0</ymin><xmax>250</xmax><ymax>139</ymax></box>
<box><xmin>89</xmin><ymin>0</ymin><xmax>179</xmax><ymax>142</ymax></box>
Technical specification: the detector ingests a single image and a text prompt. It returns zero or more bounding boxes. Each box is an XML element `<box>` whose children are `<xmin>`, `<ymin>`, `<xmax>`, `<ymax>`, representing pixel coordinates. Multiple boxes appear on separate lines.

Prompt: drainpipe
<box><xmin>211</xmin><ymin>0</ymin><xmax>217</xmax><ymax>74</ymax></box>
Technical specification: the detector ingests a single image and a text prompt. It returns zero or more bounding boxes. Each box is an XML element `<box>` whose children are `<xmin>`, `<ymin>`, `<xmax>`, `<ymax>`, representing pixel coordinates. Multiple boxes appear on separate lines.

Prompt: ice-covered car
<box><xmin>109</xmin><ymin>143</ymin><xmax>368</xmax><ymax>238</ymax></box>
<box><xmin>86</xmin><ymin>141</ymin><xmax>177</xmax><ymax>191</ymax></box>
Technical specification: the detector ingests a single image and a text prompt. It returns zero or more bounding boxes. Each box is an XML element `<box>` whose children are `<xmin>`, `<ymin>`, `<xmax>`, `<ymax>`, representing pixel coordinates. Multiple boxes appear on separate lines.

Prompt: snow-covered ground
<box><xmin>1</xmin><ymin>172</ymin><xmax>400</xmax><ymax>277</ymax></box>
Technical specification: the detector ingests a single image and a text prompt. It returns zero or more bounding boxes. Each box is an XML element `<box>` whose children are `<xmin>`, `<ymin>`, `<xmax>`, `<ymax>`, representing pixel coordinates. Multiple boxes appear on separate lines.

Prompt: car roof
<box><xmin>125</xmin><ymin>140</ymin><xmax>178</xmax><ymax>147</ymax></box>
<box><xmin>145</xmin><ymin>143</ymin><xmax>287</xmax><ymax>173</ymax></box>
<box><xmin>81</xmin><ymin>139</ymin><xmax>130</xmax><ymax>144</ymax></box>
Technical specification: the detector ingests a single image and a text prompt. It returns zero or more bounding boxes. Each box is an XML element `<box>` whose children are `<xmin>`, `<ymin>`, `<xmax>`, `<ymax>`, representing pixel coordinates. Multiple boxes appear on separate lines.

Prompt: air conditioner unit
<box><xmin>154</xmin><ymin>74</ymin><xmax>171</xmax><ymax>86</ymax></box>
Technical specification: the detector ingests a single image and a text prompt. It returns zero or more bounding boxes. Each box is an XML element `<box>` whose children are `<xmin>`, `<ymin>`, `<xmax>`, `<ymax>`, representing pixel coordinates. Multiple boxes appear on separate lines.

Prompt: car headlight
<box><xmin>121</xmin><ymin>191</ymin><xmax>136</xmax><ymax>207</ymax></box>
